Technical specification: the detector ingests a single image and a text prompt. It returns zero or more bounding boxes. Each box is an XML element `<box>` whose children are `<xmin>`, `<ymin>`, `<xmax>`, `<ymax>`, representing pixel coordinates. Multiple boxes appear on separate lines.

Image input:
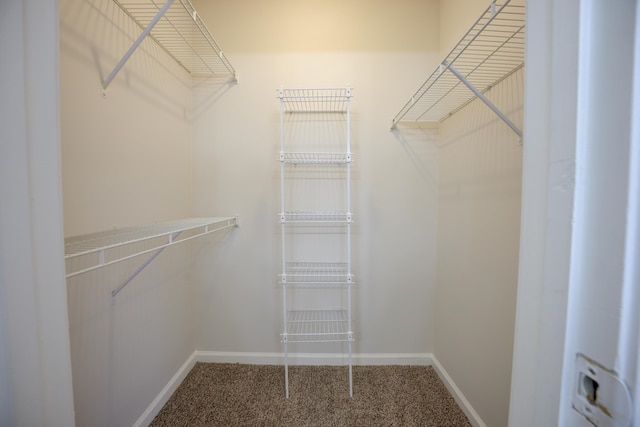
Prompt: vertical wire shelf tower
<box><xmin>277</xmin><ymin>88</ymin><xmax>354</xmax><ymax>397</ymax></box>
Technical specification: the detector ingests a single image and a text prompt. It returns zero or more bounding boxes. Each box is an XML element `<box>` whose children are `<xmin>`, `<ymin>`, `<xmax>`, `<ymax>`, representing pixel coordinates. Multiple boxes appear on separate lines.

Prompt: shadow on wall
<box><xmin>192</xmin><ymin>79</ymin><xmax>237</xmax><ymax>119</ymax></box>
<box><xmin>66</xmin><ymin>227</ymin><xmax>238</xmax><ymax>427</ymax></box>
<box><xmin>437</xmin><ymin>68</ymin><xmax>524</xmax><ymax>202</ymax></box>
<box><xmin>390</xmin><ymin>124</ymin><xmax>439</xmax><ymax>196</ymax></box>
<box><xmin>59</xmin><ymin>0</ymin><xmax>235</xmax><ymax>119</ymax></box>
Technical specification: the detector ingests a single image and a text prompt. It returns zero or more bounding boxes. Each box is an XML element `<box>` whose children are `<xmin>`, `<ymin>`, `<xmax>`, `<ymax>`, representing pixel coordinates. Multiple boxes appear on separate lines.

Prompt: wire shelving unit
<box><xmin>390</xmin><ymin>0</ymin><xmax>525</xmax><ymax>138</ymax></box>
<box><xmin>64</xmin><ymin>216</ymin><xmax>238</xmax><ymax>297</ymax></box>
<box><xmin>278</xmin><ymin>87</ymin><xmax>354</xmax><ymax>397</ymax></box>
<box><xmin>102</xmin><ymin>0</ymin><xmax>236</xmax><ymax>92</ymax></box>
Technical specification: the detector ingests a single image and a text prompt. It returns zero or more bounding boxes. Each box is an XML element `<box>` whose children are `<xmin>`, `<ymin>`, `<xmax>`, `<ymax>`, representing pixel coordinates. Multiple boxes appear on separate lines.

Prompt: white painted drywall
<box><xmin>438</xmin><ymin>0</ymin><xmax>488</xmax><ymax>54</ymax></box>
<box><xmin>558</xmin><ymin>1</ymin><xmax>638</xmax><ymax>425</ymax></box>
<box><xmin>509</xmin><ymin>1</ymin><xmax>640</xmax><ymax>426</ymax></box>
<box><xmin>434</xmin><ymin>69</ymin><xmax>524</xmax><ymax>427</ymax></box>
<box><xmin>59</xmin><ymin>0</ymin><xmax>198</xmax><ymax>425</ymax></box>
<box><xmin>0</xmin><ymin>0</ymin><xmax>76</xmax><ymax>426</ymax></box>
<box><xmin>432</xmin><ymin>2</ymin><xmax>525</xmax><ymax>426</ymax></box>
<box><xmin>508</xmin><ymin>0</ymin><xmax>580</xmax><ymax>425</ymax></box>
<box><xmin>191</xmin><ymin>0</ymin><xmax>442</xmax><ymax>357</ymax></box>
<box><xmin>60</xmin><ymin>0</ymin><xmax>194</xmax><ymax>236</ymax></box>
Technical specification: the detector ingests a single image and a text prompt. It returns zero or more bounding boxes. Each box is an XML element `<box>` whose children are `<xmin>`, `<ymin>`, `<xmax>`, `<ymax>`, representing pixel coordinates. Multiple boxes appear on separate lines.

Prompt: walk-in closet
<box><xmin>3</xmin><ymin>0</ymin><xmax>640</xmax><ymax>426</ymax></box>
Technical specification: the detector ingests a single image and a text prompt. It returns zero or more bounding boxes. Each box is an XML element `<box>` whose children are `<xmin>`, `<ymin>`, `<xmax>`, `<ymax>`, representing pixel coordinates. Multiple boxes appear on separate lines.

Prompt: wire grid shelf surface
<box><xmin>113</xmin><ymin>0</ymin><xmax>236</xmax><ymax>78</ymax></box>
<box><xmin>281</xmin><ymin>262</ymin><xmax>352</xmax><ymax>284</ymax></box>
<box><xmin>392</xmin><ymin>1</ymin><xmax>524</xmax><ymax>126</ymax></box>
<box><xmin>281</xmin><ymin>211</ymin><xmax>352</xmax><ymax>223</ymax></box>
<box><xmin>281</xmin><ymin>152</ymin><xmax>351</xmax><ymax>165</ymax></box>
<box><xmin>278</xmin><ymin>88</ymin><xmax>351</xmax><ymax>113</ymax></box>
<box><xmin>64</xmin><ymin>217</ymin><xmax>237</xmax><ymax>278</ymax></box>
<box><xmin>284</xmin><ymin>310</ymin><xmax>352</xmax><ymax>342</ymax></box>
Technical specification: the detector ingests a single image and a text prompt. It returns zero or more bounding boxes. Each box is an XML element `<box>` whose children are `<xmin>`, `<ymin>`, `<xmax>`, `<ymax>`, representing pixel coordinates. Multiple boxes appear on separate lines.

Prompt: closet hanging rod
<box><xmin>102</xmin><ymin>0</ymin><xmax>236</xmax><ymax>92</ymax></box>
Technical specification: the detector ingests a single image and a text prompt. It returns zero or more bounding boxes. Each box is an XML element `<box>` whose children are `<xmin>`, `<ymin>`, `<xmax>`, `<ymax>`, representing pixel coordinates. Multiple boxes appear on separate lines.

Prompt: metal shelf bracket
<box><xmin>444</xmin><ymin>62</ymin><xmax>523</xmax><ymax>139</ymax></box>
<box><xmin>111</xmin><ymin>230</ymin><xmax>181</xmax><ymax>298</ymax></box>
<box><xmin>101</xmin><ymin>0</ymin><xmax>237</xmax><ymax>94</ymax></box>
<box><xmin>390</xmin><ymin>0</ymin><xmax>524</xmax><ymax>139</ymax></box>
<box><xmin>103</xmin><ymin>0</ymin><xmax>175</xmax><ymax>91</ymax></box>
<box><xmin>65</xmin><ymin>217</ymin><xmax>238</xmax><ymax>299</ymax></box>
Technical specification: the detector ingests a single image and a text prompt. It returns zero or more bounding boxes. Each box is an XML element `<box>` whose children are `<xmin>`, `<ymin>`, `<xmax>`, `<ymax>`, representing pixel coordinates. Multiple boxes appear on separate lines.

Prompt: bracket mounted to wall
<box><xmin>64</xmin><ymin>217</ymin><xmax>239</xmax><ymax>298</ymax></box>
<box><xmin>101</xmin><ymin>0</ymin><xmax>236</xmax><ymax>96</ymax></box>
<box><xmin>390</xmin><ymin>0</ymin><xmax>525</xmax><ymax>141</ymax></box>
<box><xmin>444</xmin><ymin>61</ymin><xmax>523</xmax><ymax>139</ymax></box>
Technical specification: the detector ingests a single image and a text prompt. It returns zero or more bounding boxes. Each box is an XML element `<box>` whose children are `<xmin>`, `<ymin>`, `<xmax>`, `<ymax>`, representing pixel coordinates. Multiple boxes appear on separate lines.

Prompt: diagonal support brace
<box><xmin>444</xmin><ymin>61</ymin><xmax>523</xmax><ymax>139</ymax></box>
<box><xmin>102</xmin><ymin>0</ymin><xmax>175</xmax><ymax>91</ymax></box>
<box><xmin>108</xmin><ymin>217</ymin><xmax>238</xmax><ymax>299</ymax></box>
<box><xmin>111</xmin><ymin>231</ymin><xmax>182</xmax><ymax>298</ymax></box>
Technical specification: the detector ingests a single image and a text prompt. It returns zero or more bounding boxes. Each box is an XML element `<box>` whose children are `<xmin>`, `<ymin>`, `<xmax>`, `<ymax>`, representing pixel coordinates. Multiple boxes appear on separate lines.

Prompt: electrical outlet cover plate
<box><xmin>572</xmin><ymin>353</ymin><xmax>633</xmax><ymax>427</ymax></box>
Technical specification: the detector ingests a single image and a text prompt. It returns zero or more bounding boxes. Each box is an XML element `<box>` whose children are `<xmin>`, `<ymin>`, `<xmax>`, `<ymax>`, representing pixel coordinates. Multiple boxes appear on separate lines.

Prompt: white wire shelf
<box><xmin>283</xmin><ymin>310</ymin><xmax>353</xmax><ymax>343</ymax></box>
<box><xmin>103</xmin><ymin>0</ymin><xmax>236</xmax><ymax>90</ymax></box>
<box><xmin>280</xmin><ymin>152</ymin><xmax>351</xmax><ymax>165</ymax></box>
<box><xmin>64</xmin><ymin>217</ymin><xmax>238</xmax><ymax>280</ymax></box>
<box><xmin>280</xmin><ymin>211</ymin><xmax>352</xmax><ymax>224</ymax></box>
<box><xmin>277</xmin><ymin>88</ymin><xmax>352</xmax><ymax>113</ymax></box>
<box><xmin>391</xmin><ymin>0</ymin><xmax>524</xmax><ymax>132</ymax></box>
<box><xmin>280</xmin><ymin>262</ymin><xmax>353</xmax><ymax>285</ymax></box>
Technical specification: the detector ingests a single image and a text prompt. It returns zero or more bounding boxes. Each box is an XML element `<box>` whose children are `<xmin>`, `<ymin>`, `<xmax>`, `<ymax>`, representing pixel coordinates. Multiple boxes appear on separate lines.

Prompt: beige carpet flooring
<box><xmin>150</xmin><ymin>363</ymin><xmax>472</xmax><ymax>426</ymax></box>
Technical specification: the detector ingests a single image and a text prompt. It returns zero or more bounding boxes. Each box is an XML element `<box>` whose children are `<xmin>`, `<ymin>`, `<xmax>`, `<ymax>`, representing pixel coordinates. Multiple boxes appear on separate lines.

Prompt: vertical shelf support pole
<box><xmin>278</xmin><ymin>88</ymin><xmax>290</xmax><ymax>398</ymax></box>
<box><xmin>346</xmin><ymin>87</ymin><xmax>353</xmax><ymax>398</ymax></box>
<box><xmin>102</xmin><ymin>0</ymin><xmax>176</xmax><ymax>91</ymax></box>
<box><xmin>444</xmin><ymin>62</ymin><xmax>523</xmax><ymax>139</ymax></box>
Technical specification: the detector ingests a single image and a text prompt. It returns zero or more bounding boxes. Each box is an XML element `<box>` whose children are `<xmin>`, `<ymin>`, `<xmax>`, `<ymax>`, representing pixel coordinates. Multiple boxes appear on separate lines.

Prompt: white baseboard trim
<box><xmin>195</xmin><ymin>350</ymin><xmax>433</xmax><ymax>366</ymax></box>
<box><xmin>430</xmin><ymin>355</ymin><xmax>486</xmax><ymax>427</ymax></box>
<box><xmin>132</xmin><ymin>352</ymin><xmax>197</xmax><ymax>427</ymax></box>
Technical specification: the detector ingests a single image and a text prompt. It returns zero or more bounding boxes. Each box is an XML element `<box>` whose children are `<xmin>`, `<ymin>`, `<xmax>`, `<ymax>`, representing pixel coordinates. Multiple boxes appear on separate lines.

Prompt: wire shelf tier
<box><xmin>280</xmin><ymin>262</ymin><xmax>353</xmax><ymax>285</ymax></box>
<box><xmin>109</xmin><ymin>0</ymin><xmax>236</xmax><ymax>83</ymax></box>
<box><xmin>281</xmin><ymin>152</ymin><xmax>351</xmax><ymax>165</ymax></box>
<box><xmin>283</xmin><ymin>310</ymin><xmax>352</xmax><ymax>343</ymax></box>
<box><xmin>391</xmin><ymin>0</ymin><xmax>524</xmax><ymax>127</ymax></box>
<box><xmin>64</xmin><ymin>217</ymin><xmax>237</xmax><ymax>278</ymax></box>
<box><xmin>280</xmin><ymin>211</ymin><xmax>352</xmax><ymax>224</ymax></box>
<box><xmin>278</xmin><ymin>88</ymin><xmax>352</xmax><ymax>113</ymax></box>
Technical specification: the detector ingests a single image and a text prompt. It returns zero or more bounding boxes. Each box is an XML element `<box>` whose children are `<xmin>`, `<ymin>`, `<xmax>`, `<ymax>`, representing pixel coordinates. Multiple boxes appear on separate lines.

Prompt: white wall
<box><xmin>434</xmin><ymin>70</ymin><xmax>523</xmax><ymax>427</ymax></box>
<box><xmin>191</xmin><ymin>0</ymin><xmax>442</xmax><ymax>357</ymax></box>
<box><xmin>508</xmin><ymin>0</ymin><xmax>580</xmax><ymax>425</ymax></box>
<box><xmin>438</xmin><ymin>0</ymin><xmax>487</xmax><ymax>54</ymax></box>
<box><xmin>59</xmin><ymin>0</ymin><xmax>199</xmax><ymax>425</ymax></box>
<box><xmin>60</xmin><ymin>0</ymin><xmax>194</xmax><ymax>236</ymax></box>
<box><xmin>559</xmin><ymin>1</ymin><xmax>638</xmax><ymax>425</ymax></box>
<box><xmin>0</xmin><ymin>0</ymin><xmax>76</xmax><ymax>426</ymax></box>
<box><xmin>429</xmin><ymin>2</ymin><xmax>525</xmax><ymax>426</ymax></box>
<box><xmin>510</xmin><ymin>1</ymin><xmax>640</xmax><ymax>426</ymax></box>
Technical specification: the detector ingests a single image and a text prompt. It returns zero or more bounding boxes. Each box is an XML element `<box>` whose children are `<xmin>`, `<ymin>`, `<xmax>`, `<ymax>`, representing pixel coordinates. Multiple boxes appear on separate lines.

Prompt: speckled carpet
<box><xmin>150</xmin><ymin>363</ymin><xmax>472</xmax><ymax>426</ymax></box>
